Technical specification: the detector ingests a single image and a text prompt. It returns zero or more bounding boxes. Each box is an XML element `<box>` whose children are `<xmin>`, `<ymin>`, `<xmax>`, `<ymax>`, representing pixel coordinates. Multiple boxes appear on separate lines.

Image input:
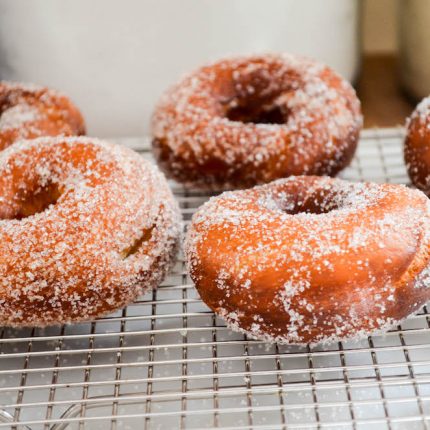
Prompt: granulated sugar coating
<box><xmin>186</xmin><ymin>176</ymin><xmax>430</xmax><ymax>345</ymax></box>
<box><xmin>0</xmin><ymin>81</ymin><xmax>85</xmax><ymax>151</ymax></box>
<box><xmin>405</xmin><ymin>95</ymin><xmax>430</xmax><ymax>195</ymax></box>
<box><xmin>0</xmin><ymin>137</ymin><xmax>181</xmax><ymax>326</ymax></box>
<box><xmin>152</xmin><ymin>53</ymin><xmax>362</xmax><ymax>190</ymax></box>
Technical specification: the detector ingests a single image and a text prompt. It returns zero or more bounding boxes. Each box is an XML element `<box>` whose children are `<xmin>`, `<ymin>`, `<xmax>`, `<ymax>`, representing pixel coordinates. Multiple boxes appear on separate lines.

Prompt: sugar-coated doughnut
<box><xmin>405</xmin><ymin>96</ymin><xmax>430</xmax><ymax>195</ymax></box>
<box><xmin>0</xmin><ymin>137</ymin><xmax>181</xmax><ymax>326</ymax></box>
<box><xmin>0</xmin><ymin>81</ymin><xmax>85</xmax><ymax>151</ymax></box>
<box><xmin>152</xmin><ymin>54</ymin><xmax>362</xmax><ymax>190</ymax></box>
<box><xmin>186</xmin><ymin>176</ymin><xmax>430</xmax><ymax>344</ymax></box>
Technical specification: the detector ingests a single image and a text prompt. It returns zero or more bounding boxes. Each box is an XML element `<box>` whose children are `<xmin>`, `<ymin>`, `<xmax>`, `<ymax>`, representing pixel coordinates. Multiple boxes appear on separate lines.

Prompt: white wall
<box><xmin>0</xmin><ymin>0</ymin><xmax>360</xmax><ymax>136</ymax></box>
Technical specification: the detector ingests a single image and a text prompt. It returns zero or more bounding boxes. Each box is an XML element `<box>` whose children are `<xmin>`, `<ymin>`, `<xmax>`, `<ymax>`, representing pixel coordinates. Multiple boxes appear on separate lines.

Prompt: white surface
<box><xmin>0</xmin><ymin>0</ymin><xmax>359</xmax><ymax>136</ymax></box>
<box><xmin>1</xmin><ymin>129</ymin><xmax>430</xmax><ymax>430</ymax></box>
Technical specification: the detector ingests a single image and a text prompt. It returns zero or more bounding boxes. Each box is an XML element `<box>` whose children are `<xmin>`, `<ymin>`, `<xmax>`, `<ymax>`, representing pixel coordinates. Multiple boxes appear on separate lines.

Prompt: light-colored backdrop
<box><xmin>0</xmin><ymin>0</ymin><xmax>360</xmax><ymax>136</ymax></box>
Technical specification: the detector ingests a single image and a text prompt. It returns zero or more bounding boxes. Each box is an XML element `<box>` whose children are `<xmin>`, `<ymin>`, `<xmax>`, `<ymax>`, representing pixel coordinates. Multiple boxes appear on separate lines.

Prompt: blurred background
<box><xmin>0</xmin><ymin>0</ymin><xmax>428</xmax><ymax>136</ymax></box>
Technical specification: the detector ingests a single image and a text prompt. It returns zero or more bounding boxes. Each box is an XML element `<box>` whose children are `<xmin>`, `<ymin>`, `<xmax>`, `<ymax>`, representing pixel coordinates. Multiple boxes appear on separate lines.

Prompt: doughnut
<box><xmin>405</xmin><ymin>95</ymin><xmax>430</xmax><ymax>195</ymax></box>
<box><xmin>186</xmin><ymin>176</ymin><xmax>430</xmax><ymax>344</ymax></box>
<box><xmin>0</xmin><ymin>81</ymin><xmax>85</xmax><ymax>151</ymax></box>
<box><xmin>152</xmin><ymin>53</ymin><xmax>362</xmax><ymax>190</ymax></box>
<box><xmin>0</xmin><ymin>136</ymin><xmax>181</xmax><ymax>326</ymax></box>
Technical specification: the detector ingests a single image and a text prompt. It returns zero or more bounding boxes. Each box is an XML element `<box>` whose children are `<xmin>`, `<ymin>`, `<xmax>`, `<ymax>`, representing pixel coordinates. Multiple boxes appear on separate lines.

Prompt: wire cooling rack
<box><xmin>1</xmin><ymin>127</ymin><xmax>430</xmax><ymax>430</ymax></box>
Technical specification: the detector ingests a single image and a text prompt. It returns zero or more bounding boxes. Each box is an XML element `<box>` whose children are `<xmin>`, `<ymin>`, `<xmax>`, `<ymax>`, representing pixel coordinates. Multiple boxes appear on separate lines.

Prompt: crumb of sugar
<box><xmin>0</xmin><ymin>104</ymin><xmax>41</xmax><ymax>131</ymax></box>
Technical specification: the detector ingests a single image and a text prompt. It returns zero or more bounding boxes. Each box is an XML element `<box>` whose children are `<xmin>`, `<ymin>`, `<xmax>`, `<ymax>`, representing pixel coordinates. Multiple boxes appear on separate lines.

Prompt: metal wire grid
<box><xmin>1</xmin><ymin>128</ymin><xmax>430</xmax><ymax>430</ymax></box>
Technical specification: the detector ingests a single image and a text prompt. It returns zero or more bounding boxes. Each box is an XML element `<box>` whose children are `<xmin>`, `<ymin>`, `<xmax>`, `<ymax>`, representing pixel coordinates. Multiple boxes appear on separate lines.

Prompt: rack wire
<box><xmin>1</xmin><ymin>128</ymin><xmax>430</xmax><ymax>430</ymax></box>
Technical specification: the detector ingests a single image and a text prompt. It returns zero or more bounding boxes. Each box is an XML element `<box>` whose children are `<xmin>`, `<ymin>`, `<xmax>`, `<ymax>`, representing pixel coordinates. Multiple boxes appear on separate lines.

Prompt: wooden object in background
<box><xmin>357</xmin><ymin>55</ymin><xmax>414</xmax><ymax>127</ymax></box>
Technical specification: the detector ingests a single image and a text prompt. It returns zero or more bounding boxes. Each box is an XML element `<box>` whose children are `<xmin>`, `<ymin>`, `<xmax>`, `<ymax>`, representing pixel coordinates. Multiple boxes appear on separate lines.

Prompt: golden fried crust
<box><xmin>405</xmin><ymin>96</ymin><xmax>430</xmax><ymax>195</ymax></box>
<box><xmin>152</xmin><ymin>54</ymin><xmax>362</xmax><ymax>190</ymax></box>
<box><xmin>0</xmin><ymin>137</ymin><xmax>181</xmax><ymax>326</ymax></box>
<box><xmin>0</xmin><ymin>81</ymin><xmax>85</xmax><ymax>151</ymax></box>
<box><xmin>186</xmin><ymin>176</ymin><xmax>430</xmax><ymax>345</ymax></box>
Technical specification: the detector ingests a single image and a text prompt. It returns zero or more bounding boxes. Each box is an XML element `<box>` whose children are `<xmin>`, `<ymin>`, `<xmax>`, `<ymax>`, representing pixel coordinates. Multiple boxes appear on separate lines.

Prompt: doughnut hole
<box><xmin>226</xmin><ymin>103</ymin><xmax>286</xmax><ymax>124</ymax></box>
<box><xmin>221</xmin><ymin>67</ymin><xmax>293</xmax><ymax>125</ymax></box>
<box><xmin>0</xmin><ymin>181</ymin><xmax>62</xmax><ymax>220</ymax></box>
<box><xmin>271</xmin><ymin>181</ymin><xmax>348</xmax><ymax>215</ymax></box>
